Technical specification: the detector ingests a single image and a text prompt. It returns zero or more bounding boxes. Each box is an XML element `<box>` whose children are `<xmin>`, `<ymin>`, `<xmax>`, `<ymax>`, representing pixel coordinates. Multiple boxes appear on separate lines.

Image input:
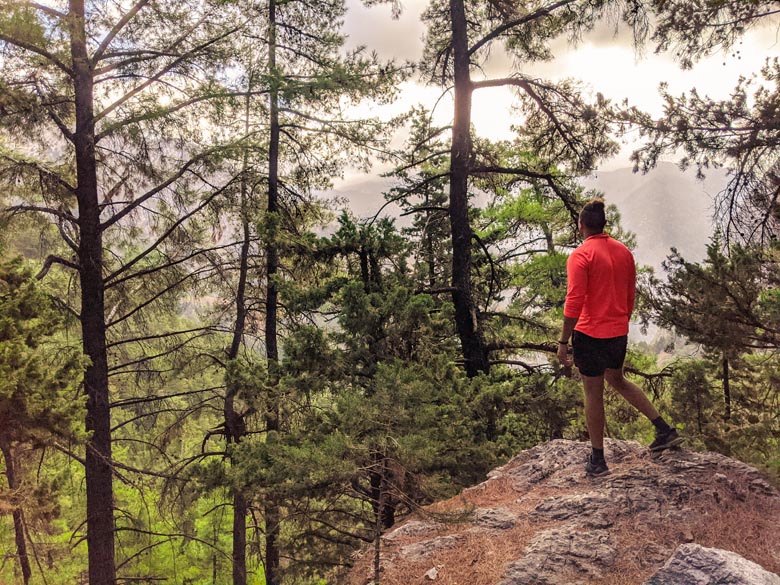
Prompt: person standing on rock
<box><xmin>557</xmin><ymin>198</ymin><xmax>681</xmax><ymax>477</ymax></box>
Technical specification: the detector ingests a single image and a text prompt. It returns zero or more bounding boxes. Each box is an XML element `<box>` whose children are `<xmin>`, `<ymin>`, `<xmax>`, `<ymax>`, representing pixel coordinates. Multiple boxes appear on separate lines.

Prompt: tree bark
<box><xmin>226</xmin><ymin>72</ymin><xmax>254</xmax><ymax>585</ymax></box>
<box><xmin>722</xmin><ymin>354</ymin><xmax>731</xmax><ymax>422</ymax></box>
<box><xmin>265</xmin><ymin>2</ymin><xmax>281</xmax><ymax>582</ymax></box>
<box><xmin>231</xmin><ymin>491</ymin><xmax>248</xmax><ymax>585</ymax></box>
<box><xmin>70</xmin><ymin>2</ymin><xmax>116</xmax><ymax>583</ymax></box>
<box><xmin>449</xmin><ymin>0</ymin><xmax>490</xmax><ymax>377</ymax></box>
<box><xmin>0</xmin><ymin>441</ymin><xmax>31</xmax><ymax>585</ymax></box>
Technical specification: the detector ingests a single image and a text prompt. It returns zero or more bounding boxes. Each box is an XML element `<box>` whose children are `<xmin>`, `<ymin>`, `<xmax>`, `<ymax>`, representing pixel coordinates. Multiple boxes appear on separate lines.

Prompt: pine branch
<box><xmin>5</xmin><ymin>204</ymin><xmax>77</xmax><ymax>223</ymax></box>
<box><xmin>108</xmin><ymin>332</ymin><xmax>213</xmax><ymax>374</ymax></box>
<box><xmin>113</xmin><ymin>528</ymin><xmax>233</xmax><ymax>560</ymax></box>
<box><xmin>92</xmin><ymin>0</ymin><xmax>151</xmax><ymax>63</ymax></box>
<box><xmin>0</xmin><ymin>33</ymin><xmax>73</xmax><ymax>76</ymax></box>
<box><xmin>368</xmin><ymin>172</ymin><xmax>451</xmax><ymax>226</ymax></box>
<box><xmin>94</xmin><ymin>25</ymin><xmax>240</xmax><ymax>123</ymax></box>
<box><xmin>105</xmin><ymin>239</ymin><xmax>244</xmax><ymax>290</ymax></box>
<box><xmin>111</xmin><ymin>399</ymin><xmax>214</xmax><ymax>433</ymax></box>
<box><xmin>0</xmin><ymin>155</ymin><xmax>77</xmax><ymax>195</ymax></box>
<box><xmin>57</xmin><ymin>218</ymin><xmax>79</xmax><ymax>253</ymax></box>
<box><xmin>490</xmin><ymin>359</ymin><xmax>540</xmax><ymax>372</ymax></box>
<box><xmin>26</xmin><ymin>2</ymin><xmax>67</xmax><ymax>20</ymax></box>
<box><xmin>99</xmin><ymin>148</ymin><xmax>236</xmax><ymax>230</ymax></box>
<box><xmin>486</xmin><ymin>341</ymin><xmax>556</xmax><ymax>353</ymax></box>
<box><xmin>111</xmin><ymin>386</ymin><xmax>222</xmax><ymax>409</ymax></box>
<box><xmin>95</xmin><ymin>91</ymin><xmax>269</xmax><ymax>141</ymax></box>
<box><xmin>107</xmin><ymin>326</ymin><xmax>218</xmax><ymax>349</ymax></box>
<box><xmin>472</xmin><ymin>232</ymin><xmax>499</xmax><ymax>310</ymax></box>
<box><xmin>106</xmin><ymin>264</ymin><xmax>220</xmax><ymax>328</ymax></box>
<box><xmin>467</xmin><ymin>0</ymin><xmax>577</xmax><ymax>57</ymax></box>
<box><xmin>399</xmin><ymin>205</ymin><xmax>448</xmax><ymax>217</ymax></box>
<box><xmin>470</xmin><ymin>165</ymin><xmax>579</xmax><ymax>222</ymax></box>
<box><xmin>104</xmin><ymin>177</ymin><xmax>237</xmax><ymax>284</ymax></box>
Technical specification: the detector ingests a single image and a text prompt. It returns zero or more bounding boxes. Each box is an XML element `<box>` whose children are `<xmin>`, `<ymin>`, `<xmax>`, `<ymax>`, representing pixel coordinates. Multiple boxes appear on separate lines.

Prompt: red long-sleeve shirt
<box><xmin>564</xmin><ymin>233</ymin><xmax>636</xmax><ymax>338</ymax></box>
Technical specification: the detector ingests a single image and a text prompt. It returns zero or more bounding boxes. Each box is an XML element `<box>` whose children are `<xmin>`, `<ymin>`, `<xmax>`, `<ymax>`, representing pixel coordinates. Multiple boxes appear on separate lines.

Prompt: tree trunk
<box><xmin>695</xmin><ymin>383</ymin><xmax>703</xmax><ymax>434</ymax></box>
<box><xmin>425</xmin><ymin>190</ymin><xmax>436</xmax><ymax>290</ymax></box>
<box><xmin>70</xmin><ymin>2</ymin><xmax>116</xmax><ymax>583</ymax></box>
<box><xmin>232</xmin><ymin>491</ymin><xmax>248</xmax><ymax>585</ymax></box>
<box><xmin>226</xmin><ymin>63</ymin><xmax>255</xmax><ymax>585</ymax></box>
<box><xmin>371</xmin><ymin>452</ymin><xmax>391</xmax><ymax>585</ymax></box>
<box><xmin>722</xmin><ymin>354</ymin><xmax>731</xmax><ymax>422</ymax></box>
<box><xmin>0</xmin><ymin>441</ymin><xmax>31</xmax><ymax>585</ymax></box>
<box><xmin>448</xmin><ymin>0</ymin><xmax>489</xmax><ymax>377</ymax></box>
<box><xmin>265</xmin><ymin>2</ymin><xmax>281</xmax><ymax>582</ymax></box>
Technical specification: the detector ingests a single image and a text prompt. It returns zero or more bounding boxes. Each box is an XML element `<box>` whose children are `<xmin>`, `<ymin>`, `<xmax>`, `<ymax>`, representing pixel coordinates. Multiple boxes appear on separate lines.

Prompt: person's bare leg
<box><xmin>604</xmin><ymin>368</ymin><xmax>660</xmax><ymax>421</ymax></box>
<box><xmin>582</xmin><ymin>375</ymin><xmax>606</xmax><ymax>449</ymax></box>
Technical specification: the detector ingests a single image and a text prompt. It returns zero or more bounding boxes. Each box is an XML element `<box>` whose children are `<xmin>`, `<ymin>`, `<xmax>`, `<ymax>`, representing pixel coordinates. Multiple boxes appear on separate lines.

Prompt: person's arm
<box><xmin>557</xmin><ymin>316</ymin><xmax>578</xmax><ymax>367</ymax></box>
<box><xmin>627</xmin><ymin>259</ymin><xmax>637</xmax><ymax>316</ymax></box>
<box><xmin>559</xmin><ymin>251</ymin><xmax>587</xmax><ymax>366</ymax></box>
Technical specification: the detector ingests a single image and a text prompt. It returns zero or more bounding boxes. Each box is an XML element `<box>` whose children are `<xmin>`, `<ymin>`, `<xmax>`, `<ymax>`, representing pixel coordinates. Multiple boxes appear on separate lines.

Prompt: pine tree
<box><xmin>409</xmin><ymin>0</ymin><xmax>650</xmax><ymax>376</ymax></box>
<box><xmin>0</xmin><ymin>256</ymin><xmax>86</xmax><ymax>584</ymax></box>
<box><xmin>644</xmin><ymin>238</ymin><xmax>780</xmax><ymax>422</ymax></box>
<box><xmin>190</xmin><ymin>1</ymin><xmax>408</xmax><ymax>581</ymax></box>
<box><xmin>632</xmin><ymin>1</ymin><xmax>780</xmax><ymax>244</ymax></box>
<box><xmin>0</xmin><ymin>3</ymin><xmax>241</xmax><ymax>581</ymax></box>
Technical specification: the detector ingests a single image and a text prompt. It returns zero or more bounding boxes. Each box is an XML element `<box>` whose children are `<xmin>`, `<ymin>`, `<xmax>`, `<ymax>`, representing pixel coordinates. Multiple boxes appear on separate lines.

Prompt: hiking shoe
<box><xmin>585</xmin><ymin>454</ymin><xmax>610</xmax><ymax>477</ymax></box>
<box><xmin>649</xmin><ymin>428</ymin><xmax>683</xmax><ymax>452</ymax></box>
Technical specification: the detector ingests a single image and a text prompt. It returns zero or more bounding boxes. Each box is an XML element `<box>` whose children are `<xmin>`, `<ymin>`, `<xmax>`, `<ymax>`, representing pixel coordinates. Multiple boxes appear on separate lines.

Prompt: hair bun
<box><xmin>584</xmin><ymin>198</ymin><xmax>605</xmax><ymax>212</ymax></box>
<box><xmin>580</xmin><ymin>198</ymin><xmax>607</xmax><ymax>231</ymax></box>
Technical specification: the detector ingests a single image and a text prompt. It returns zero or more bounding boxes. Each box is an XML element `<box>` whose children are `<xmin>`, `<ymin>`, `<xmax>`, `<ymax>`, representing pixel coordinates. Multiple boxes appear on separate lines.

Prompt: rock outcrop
<box><xmin>345</xmin><ymin>439</ymin><xmax>780</xmax><ymax>585</ymax></box>
<box><xmin>644</xmin><ymin>544</ymin><xmax>780</xmax><ymax>585</ymax></box>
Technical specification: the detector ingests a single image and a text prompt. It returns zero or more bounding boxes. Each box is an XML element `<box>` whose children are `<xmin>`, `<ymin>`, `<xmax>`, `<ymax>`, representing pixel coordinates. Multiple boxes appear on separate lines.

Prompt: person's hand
<box><xmin>557</xmin><ymin>342</ymin><xmax>573</xmax><ymax>371</ymax></box>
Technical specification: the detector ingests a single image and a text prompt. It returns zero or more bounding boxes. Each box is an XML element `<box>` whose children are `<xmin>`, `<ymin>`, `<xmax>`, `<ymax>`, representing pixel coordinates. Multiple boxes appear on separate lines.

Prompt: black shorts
<box><xmin>572</xmin><ymin>331</ymin><xmax>628</xmax><ymax>377</ymax></box>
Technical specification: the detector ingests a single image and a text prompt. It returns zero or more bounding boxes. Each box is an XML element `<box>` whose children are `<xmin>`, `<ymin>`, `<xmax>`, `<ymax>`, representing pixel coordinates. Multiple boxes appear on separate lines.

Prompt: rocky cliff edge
<box><xmin>346</xmin><ymin>439</ymin><xmax>780</xmax><ymax>585</ymax></box>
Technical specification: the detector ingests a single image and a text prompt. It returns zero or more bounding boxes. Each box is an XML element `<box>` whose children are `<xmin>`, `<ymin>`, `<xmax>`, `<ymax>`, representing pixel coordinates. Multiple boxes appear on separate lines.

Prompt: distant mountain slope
<box><xmin>584</xmin><ymin>162</ymin><xmax>728</xmax><ymax>270</ymax></box>
<box><xmin>327</xmin><ymin>162</ymin><xmax>728</xmax><ymax>272</ymax></box>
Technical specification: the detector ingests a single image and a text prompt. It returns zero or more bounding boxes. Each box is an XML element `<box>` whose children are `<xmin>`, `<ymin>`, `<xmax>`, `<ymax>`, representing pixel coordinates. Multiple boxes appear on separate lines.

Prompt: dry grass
<box><xmin>690</xmin><ymin>494</ymin><xmax>780</xmax><ymax>573</ymax></box>
<box><xmin>605</xmin><ymin>481</ymin><xmax>780</xmax><ymax>584</ymax></box>
<box><xmin>368</xmin><ymin>524</ymin><xmax>542</xmax><ymax>585</ymax></box>
<box><xmin>428</xmin><ymin>475</ymin><xmax>516</xmax><ymax>512</ymax></box>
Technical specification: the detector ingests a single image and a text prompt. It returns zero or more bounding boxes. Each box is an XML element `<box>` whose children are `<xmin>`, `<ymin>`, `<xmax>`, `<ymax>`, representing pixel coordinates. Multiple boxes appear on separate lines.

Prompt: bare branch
<box><xmin>107</xmin><ymin>326</ymin><xmax>218</xmax><ymax>349</ymax></box>
<box><xmin>104</xmin><ymin>174</ymin><xmax>239</xmax><ymax>282</ymax></box>
<box><xmin>111</xmin><ymin>386</ymin><xmax>222</xmax><ymax>409</ymax></box>
<box><xmin>27</xmin><ymin>2</ymin><xmax>67</xmax><ymax>19</ymax></box>
<box><xmin>99</xmin><ymin>144</ymin><xmax>243</xmax><ymax>230</ymax></box>
<box><xmin>5</xmin><ymin>204</ymin><xmax>77</xmax><ymax>223</ymax></box>
<box><xmin>106</xmin><ymin>265</ymin><xmax>219</xmax><ymax>328</ymax></box>
<box><xmin>490</xmin><ymin>359</ymin><xmax>538</xmax><ymax>372</ymax></box>
<box><xmin>0</xmin><ymin>155</ymin><xmax>77</xmax><ymax>195</ymax></box>
<box><xmin>35</xmin><ymin>255</ymin><xmax>80</xmax><ymax>280</ymax></box>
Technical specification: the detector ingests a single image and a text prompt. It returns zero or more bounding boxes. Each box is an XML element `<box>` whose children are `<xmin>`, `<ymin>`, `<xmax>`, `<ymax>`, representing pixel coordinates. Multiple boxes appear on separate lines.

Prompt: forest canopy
<box><xmin>0</xmin><ymin>1</ymin><xmax>778</xmax><ymax>584</ymax></box>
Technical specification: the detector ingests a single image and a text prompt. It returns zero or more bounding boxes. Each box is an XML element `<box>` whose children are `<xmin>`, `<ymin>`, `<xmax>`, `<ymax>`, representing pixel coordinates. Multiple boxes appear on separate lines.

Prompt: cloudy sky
<box><xmin>340</xmin><ymin>1</ymin><xmax>780</xmax><ymax>171</ymax></box>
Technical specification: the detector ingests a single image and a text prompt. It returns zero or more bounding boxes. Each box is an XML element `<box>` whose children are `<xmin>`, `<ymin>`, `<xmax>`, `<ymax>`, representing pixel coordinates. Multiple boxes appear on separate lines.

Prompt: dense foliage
<box><xmin>0</xmin><ymin>1</ymin><xmax>778</xmax><ymax>584</ymax></box>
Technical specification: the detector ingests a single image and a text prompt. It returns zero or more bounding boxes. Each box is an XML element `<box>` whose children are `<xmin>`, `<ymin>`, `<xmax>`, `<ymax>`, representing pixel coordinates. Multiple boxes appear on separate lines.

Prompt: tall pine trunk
<box><xmin>226</xmin><ymin>74</ymin><xmax>255</xmax><ymax>585</ymax></box>
<box><xmin>449</xmin><ymin>0</ymin><xmax>489</xmax><ymax>377</ymax></box>
<box><xmin>265</xmin><ymin>2</ymin><xmax>282</xmax><ymax>581</ymax></box>
<box><xmin>723</xmin><ymin>354</ymin><xmax>731</xmax><ymax>422</ymax></box>
<box><xmin>0</xmin><ymin>441</ymin><xmax>31</xmax><ymax>585</ymax></box>
<box><xmin>70</xmin><ymin>2</ymin><xmax>116</xmax><ymax>583</ymax></box>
